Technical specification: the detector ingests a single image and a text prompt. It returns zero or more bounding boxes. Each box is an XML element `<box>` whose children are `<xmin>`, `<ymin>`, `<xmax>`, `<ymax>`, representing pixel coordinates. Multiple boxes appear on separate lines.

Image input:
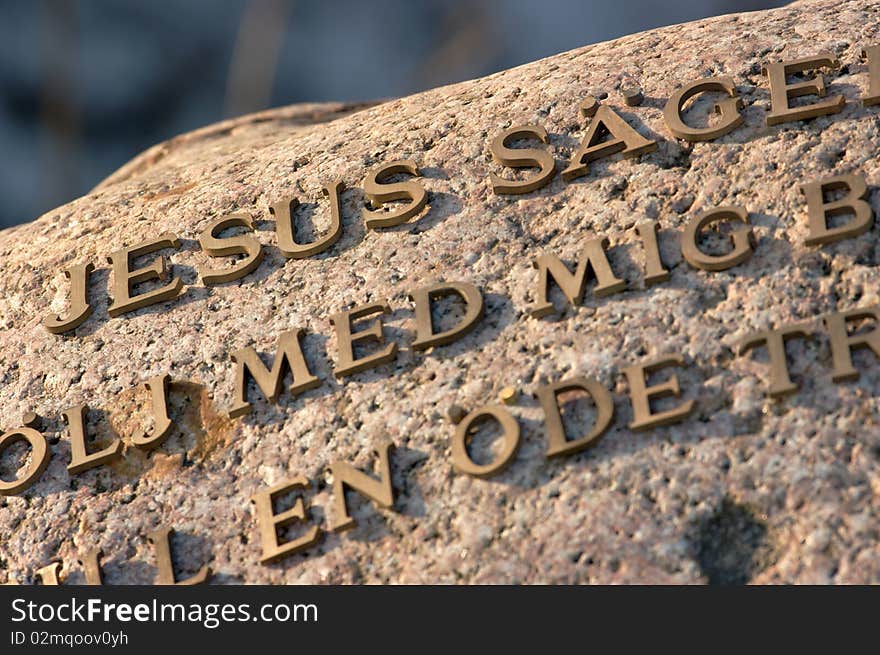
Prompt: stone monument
<box><xmin>2</xmin><ymin>0</ymin><xmax>879</xmax><ymax>584</ymax></box>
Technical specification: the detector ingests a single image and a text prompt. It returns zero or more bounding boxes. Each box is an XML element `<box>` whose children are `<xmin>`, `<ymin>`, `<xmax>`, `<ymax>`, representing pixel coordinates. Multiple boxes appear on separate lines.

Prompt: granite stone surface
<box><xmin>2</xmin><ymin>0</ymin><xmax>880</xmax><ymax>584</ymax></box>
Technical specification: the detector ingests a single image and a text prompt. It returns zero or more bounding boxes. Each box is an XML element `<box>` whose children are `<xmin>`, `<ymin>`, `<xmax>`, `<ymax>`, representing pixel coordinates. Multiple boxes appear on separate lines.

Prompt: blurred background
<box><xmin>0</xmin><ymin>0</ymin><xmax>789</xmax><ymax>228</ymax></box>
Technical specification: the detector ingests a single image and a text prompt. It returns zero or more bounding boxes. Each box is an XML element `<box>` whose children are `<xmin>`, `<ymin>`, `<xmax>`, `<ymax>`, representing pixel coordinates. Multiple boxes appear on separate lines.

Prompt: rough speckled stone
<box><xmin>3</xmin><ymin>0</ymin><xmax>880</xmax><ymax>584</ymax></box>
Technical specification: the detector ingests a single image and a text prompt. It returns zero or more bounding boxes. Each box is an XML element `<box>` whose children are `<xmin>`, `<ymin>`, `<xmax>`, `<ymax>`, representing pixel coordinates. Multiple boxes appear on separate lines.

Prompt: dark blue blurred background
<box><xmin>0</xmin><ymin>0</ymin><xmax>788</xmax><ymax>227</ymax></box>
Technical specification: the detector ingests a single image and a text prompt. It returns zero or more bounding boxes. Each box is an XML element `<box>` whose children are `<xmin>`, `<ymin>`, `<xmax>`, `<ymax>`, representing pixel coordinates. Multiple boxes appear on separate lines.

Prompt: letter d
<box><xmin>409</xmin><ymin>281</ymin><xmax>484</xmax><ymax>350</ymax></box>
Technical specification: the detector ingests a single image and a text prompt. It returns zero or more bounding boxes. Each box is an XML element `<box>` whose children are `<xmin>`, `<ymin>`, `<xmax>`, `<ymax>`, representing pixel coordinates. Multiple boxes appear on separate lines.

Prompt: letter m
<box><xmin>229</xmin><ymin>329</ymin><xmax>320</xmax><ymax>418</ymax></box>
<box><xmin>530</xmin><ymin>237</ymin><xmax>625</xmax><ymax>318</ymax></box>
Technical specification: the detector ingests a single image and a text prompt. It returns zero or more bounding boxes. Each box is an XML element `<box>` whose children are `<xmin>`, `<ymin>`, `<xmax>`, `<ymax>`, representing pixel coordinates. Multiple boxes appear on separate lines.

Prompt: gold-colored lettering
<box><xmin>271</xmin><ymin>180</ymin><xmax>345</xmax><ymax>258</ymax></box>
<box><xmin>800</xmin><ymin>174</ymin><xmax>873</xmax><ymax>246</ymax></box>
<box><xmin>530</xmin><ymin>237</ymin><xmax>626</xmax><ymax>318</ymax></box>
<box><xmin>330</xmin><ymin>303</ymin><xmax>397</xmax><ymax>377</ymax></box>
<box><xmin>451</xmin><ymin>405</ymin><xmax>520</xmax><ymax>478</ymax></box>
<box><xmin>229</xmin><ymin>329</ymin><xmax>320</xmax><ymax>418</ymax></box>
<box><xmin>0</xmin><ymin>427</ymin><xmax>50</xmax><ymax>495</ymax></box>
<box><xmin>739</xmin><ymin>323</ymin><xmax>813</xmax><ymax>397</ymax></box>
<box><xmin>537</xmin><ymin>376</ymin><xmax>614</xmax><ymax>458</ymax></box>
<box><xmin>682</xmin><ymin>206</ymin><xmax>754</xmax><ymax>271</ymax></box>
<box><xmin>825</xmin><ymin>305</ymin><xmax>880</xmax><ymax>382</ymax></box>
<box><xmin>634</xmin><ymin>220</ymin><xmax>669</xmax><ymax>285</ymax></box>
<box><xmin>42</xmin><ymin>262</ymin><xmax>94</xmax><ymax>334</ymax></box>
<box><xmin>330</xmin><ymin>441</ymin><xmax>395</xmax><ymax>532</ymax></box>
<box><xmin>253</xmin><ymin>476</ymin><xmax>322</xmax><ymax>564</ymax></box>
<box><xmin>147</xmin><ymin>526</ymin><xmax>210</xmax><ymax>585</ymax></box>
<box><xmin>107</xmin><ymin>233</ymin><xmax>183</xmax><ymax>317</ymax></box>
<box><xmin>561</xmin><ymin>105</ymin><xmax>657</xmax><ymax>182</ymax></box>
<box><xmin>764</xmin><ymin>54</ymin><xmax>845</xmax><ymax>126</ymax></box>
<box><xmin>63</xmin><ymin>405</ymin><xmax>123</xmax><ymax>475</ymax></box>
<box><xmin>35</xmin><ymin>562</ymin><xmax>61</xmax><ymax>585</ymax></box>
<box><xmin>623</xmin><ymin>354</ymin><xmax>695</xmax><ymax>431</ymax></box>
<box><xmin>131</xmin><ymin>374</ymin><xmax>173</xmax><ymax>450</ymax></box>
<box><xmin>410</xmin><ymin>281</ymin><xmax>483</xmax><ymax>350</ymax></box>
<box><xmin>863</xmin><ymin>45</ymin><xmax>880</xmax><ymax>106</ymax></box>
<box><xmin>198</xmin><ymin>213</ymin><xmax>263</xmax><ymax>284</ymax></box>
<box><xmin>80</xmin><ymin>548</ymin><xmax>104</xmax><ymax>585</ymax></box>
<box><xmin>663</xmin><ymin>76</ymin><xmax>744</xmax><ymax>141</ymax></box>
<box><xmin>488</xmin><ymin>125</ymin><xmax>555</xmax><ymax>194</ymax></box>
<box><xmin>362</xmin><ymin>160</ymin><xmax>428</xmax><ymax>229</ymax></box>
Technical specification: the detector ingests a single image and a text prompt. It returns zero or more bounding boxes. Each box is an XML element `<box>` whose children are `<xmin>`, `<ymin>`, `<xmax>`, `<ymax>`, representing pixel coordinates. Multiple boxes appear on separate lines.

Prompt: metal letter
<box><xmin>681</xmin><ymin>206</ymin><xmax>754</xmax><ymax>271</ymax></box>
<box><xmin>362</xmin><ymin>160</ymin><xmax>428</xmax><ymax>229</ymax></box>
<box><xmin>488</xmin><ymin>125</ymin><xmax>555</xmax><ymax>194</ymax></box>
<box><xmin>253</xmin><ymin>476</ymin><xmax>322</xmax><ymax>564</ymax></box>
<box><xmin>229</xmin><ymin>329</ymin><xmax>320</xmax><ymax>418</ymax></box>
<box><xmin>63</xmin><ymin>405</ymin><xmax>123</xmax><ymax>475</ymax></box>
<box><xmin>537</xmin><ymin>376</ymin><xmax>614</xmax><ymax>458</ymax></box>
<box><xmin>147</xmin><ymin>526</ymin><xmax>210</xmax><ymax>585</ymax></box>
<box><xmin>271</xmin><ymin>180</ymin><xmax>345</xmax><ymax>258</ymax></box>
<box><xmin>198</xmin><ymin>213</ymin><xmax>264</xmax><ymax>284</ymax></box>
<box><xmin>107</xmin><ymin>233</ymin><xmax>183</xmax><ymax>317</ymax></box>
<box><xmin>800</xmin><ymin>174</ymin><xmax>873</xmax><ymax>246</ymax></box>
<box><xmin>623</xmin><ymin>355</ymin><xmax>695</xmax><ymax>431</ymax></box>
<box><xmin>329</xmin><ymin>441</ymin><xmax>395</xmax><ymax>532</ymax></box>
<box><xmin>824</xmin><ymin>305</ymin><xmax>880</xmax><ymax>382</ymax></box>
<box><xmin>663</xmin><ymin>76</ymin><xmax>743</xmax><ymax>141</ymax></box>
<box><xmin>451</xmin><ymin>405</ymin><xmax>520</xmax><ymax>478</ymax></box>
<box><xmin>410</xmin><ymin>281</ymin><xmax>484</xmax><ymax>350</ymax></box>
<box><xmin>764</xmin><ymin>54</ymin><xmax>845</xmax><ymax>126</ymax></box>
<box><xmin>42</xmin><ymin>262</ymin><xmax>94</xmax><ymax>334</ymax></box>
<box><xmin>561</xmin><ymin>105</ymin><xmax>657</xmax><ymax>182</ymax></box>
<box><xmin>0</xmin><ymin>427</ymin><xmax>50</xmax><ymax>495</ymax></box>
<box><xmin>739</xmin><ymin>323</ymin><xmax>814</xmax><ymax>397</ymax></box>
<box><xmin>330</xmin><ymin>303</ymin><xmax>397</xmax><ymax>377</ymax></box>
<box><xmin>131</xmin><ymin>374</ymin><xmax>173</xmax><ymax>450</ymax></box>
<box><xmin>531</xmin><ymin>237</ymin><xmax>626</xmax><ymax>318</ymax></box>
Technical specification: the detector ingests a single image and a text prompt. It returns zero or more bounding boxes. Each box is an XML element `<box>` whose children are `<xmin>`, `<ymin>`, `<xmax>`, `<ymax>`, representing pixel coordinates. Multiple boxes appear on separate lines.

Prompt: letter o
<box><xmin>0</xmin><ymin>428</ymin><xmax>50</xmax><ymax>495</ymax></box>
<box><xmin>451</xmin><ymin>405</ymin><xmax>520</xmax><ymax>478</ymax></box>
